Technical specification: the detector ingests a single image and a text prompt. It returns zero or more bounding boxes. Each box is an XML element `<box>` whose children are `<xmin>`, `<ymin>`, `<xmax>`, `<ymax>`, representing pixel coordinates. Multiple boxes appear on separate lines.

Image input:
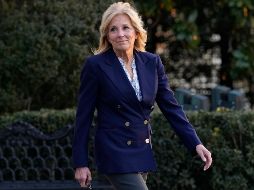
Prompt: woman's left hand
<box><xmin>196</xmin><ymin>144</ymin><xmax>212</xmax><ymax>171</ymax></box>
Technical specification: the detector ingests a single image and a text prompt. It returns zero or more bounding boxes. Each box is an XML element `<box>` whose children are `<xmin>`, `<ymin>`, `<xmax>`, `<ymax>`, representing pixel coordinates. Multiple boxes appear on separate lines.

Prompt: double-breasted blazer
<box><xmin>72</xmin><ymin>48</ymin><xmax>201</xmax><ymax>174</ymax></box>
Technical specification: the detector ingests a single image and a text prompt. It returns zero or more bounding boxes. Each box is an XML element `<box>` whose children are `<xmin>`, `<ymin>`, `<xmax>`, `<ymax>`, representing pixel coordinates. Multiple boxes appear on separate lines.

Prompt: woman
<box><xmin>72</xmin><ymin>2</ymin><xmax>212</xmax><ymax>190</ymax></box>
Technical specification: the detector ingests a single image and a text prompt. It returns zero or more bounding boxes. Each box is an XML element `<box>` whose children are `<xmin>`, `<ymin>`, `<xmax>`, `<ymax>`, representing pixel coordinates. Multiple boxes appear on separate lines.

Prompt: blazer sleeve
<box><xmin>155</xmin><ymin>55</ymin><xmax>201</xmax><ymax>152</ymax></box>
<box><xmin>72</xmin><ymin>58</ymin><xmax>98</xmax><ymax>168</ymax></box>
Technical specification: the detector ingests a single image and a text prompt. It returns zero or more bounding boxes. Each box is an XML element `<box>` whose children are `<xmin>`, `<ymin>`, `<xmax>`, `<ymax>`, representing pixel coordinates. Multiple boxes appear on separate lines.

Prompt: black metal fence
<box><xmin>0</xmin><ymin>122</ymin><xmax>113</xmax><ymax>190</ymax></box>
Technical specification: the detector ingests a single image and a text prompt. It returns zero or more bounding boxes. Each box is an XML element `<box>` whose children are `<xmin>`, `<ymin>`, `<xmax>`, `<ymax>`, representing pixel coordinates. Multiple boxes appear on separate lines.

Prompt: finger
<box><xmin>207</xmin><ymin>155</ymin><xmax>212</xmax><ymax>168</ymax></box>
<box><xmin>204</xmin><ymin>153</ymin><xmax>212</xmax><ymax>171</ymax></box>
<box><xmin>204</xmin><ymin>160</ymin><xmax>211</xmax><ymax>170</ymax></box>
<box><xmin>87</xmin><ymin>172</ymin><xmax>92</xmax><ymax>183</ymax></box>
<box><xmin>86</xmin><ymin>171</ymin><xmax>92</xmax><ymax>186</ymax></box>
<box><xmin>201</xmin><ymin>154</ymin><xmax>207</xmax><ymax>162</ymax></box>
<box><xmin>204</xmin><ymin>161</ymin><xmax>209</xmax><ymax>171</ymax></box>
<box><xmin>80</xmin><ymin>181</ymin><xmax>88</xmax><ymax>188</ymax></box>
<box><xmin>78</xmin><ymin>169</ymin><xmax>88</xmax><ymax>184</ymax></box>
<box><xmin>197</xmin><ymin>149</ymin><xmax>207</xmax><ymax>162</ymax></box>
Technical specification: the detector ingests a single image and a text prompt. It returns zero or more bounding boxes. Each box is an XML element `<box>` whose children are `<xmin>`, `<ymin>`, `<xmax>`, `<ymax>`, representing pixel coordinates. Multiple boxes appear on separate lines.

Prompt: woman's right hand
<box><xmin>75</xmin><ymin>167</ymin><xmax>92</xmax><ymax>188</ymax></box>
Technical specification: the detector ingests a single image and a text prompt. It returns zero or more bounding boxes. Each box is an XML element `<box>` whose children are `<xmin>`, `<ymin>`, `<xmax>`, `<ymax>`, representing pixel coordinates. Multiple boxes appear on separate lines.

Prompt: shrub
<box><xmin>1</xmin><ymin>109</ymin><xmax>254</xmax><ymax>189</ymax></box>
<box><xmin>0</xmin><ymin>0</ymin><xmax>116</xmax><ymax>114</ymax></box>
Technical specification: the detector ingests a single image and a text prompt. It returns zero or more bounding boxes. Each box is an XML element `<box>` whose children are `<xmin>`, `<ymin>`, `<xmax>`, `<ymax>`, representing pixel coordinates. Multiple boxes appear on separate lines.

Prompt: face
<box><xmin>107</xmin><ymin>14</ymin><xmax>137</xmax><ymax>54</ymax></box>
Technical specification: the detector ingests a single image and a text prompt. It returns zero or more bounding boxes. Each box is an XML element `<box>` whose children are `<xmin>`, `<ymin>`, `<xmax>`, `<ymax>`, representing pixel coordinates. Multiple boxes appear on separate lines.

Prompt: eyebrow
<box><xmin>111</xmin><ymin>23</ymin><xmax>130</xmax><ymax>27</ymax></box>
<box><xmin>109</xmin><ymin>23</ymin><xmax>131</xmax><ymax>28</ymax></box>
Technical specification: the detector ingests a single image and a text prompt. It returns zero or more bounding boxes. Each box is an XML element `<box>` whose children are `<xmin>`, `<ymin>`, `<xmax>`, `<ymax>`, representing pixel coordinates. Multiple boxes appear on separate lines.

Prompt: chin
<box><xmin>115</xmin><ymin>47</ymin><xmax>130</xmax><ymax>51</ymax></box>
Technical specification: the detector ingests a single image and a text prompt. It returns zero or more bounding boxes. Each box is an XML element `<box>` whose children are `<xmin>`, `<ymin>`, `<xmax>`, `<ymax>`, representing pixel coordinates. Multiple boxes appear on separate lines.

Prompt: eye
<box><xmin>110</xmin><ymin>27</ymin><xmax>117</xmax><ymax>32</ymax></box>
<box><xmin>123</xmin><ymin>26</ymin><xmax>130</xmax><ymax>30</ymax></box>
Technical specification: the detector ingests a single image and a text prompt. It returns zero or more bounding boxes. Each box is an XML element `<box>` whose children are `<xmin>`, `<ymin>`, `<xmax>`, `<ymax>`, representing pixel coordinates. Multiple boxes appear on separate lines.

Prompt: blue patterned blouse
<box><xmin>118</xmin><ymin>57</ymin><xmax>142</xmax><ymax>101</ymax></box>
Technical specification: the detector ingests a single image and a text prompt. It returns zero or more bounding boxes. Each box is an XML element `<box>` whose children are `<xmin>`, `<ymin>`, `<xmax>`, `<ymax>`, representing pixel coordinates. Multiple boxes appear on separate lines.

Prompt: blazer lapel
<box><xmin>135</xmin><ymin>51</ymin><xmax>156</xmax><ymax>105</ymax></box>
<box><xmin>99</xmin><ymin>49</ymin><xmax>141</xmax><ymax>106</ymax></box>
<box><xmin>99</xmin><ymin>49</ymin><xmax>157</xmax><ymax>109</ymax></box>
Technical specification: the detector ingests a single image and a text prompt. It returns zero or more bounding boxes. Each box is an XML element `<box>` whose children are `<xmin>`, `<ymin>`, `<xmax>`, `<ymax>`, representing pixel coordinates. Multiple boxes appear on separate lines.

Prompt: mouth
<box><xmin>118</xmin><ymin>40</ymin><xmax>128</xmax><ymax>43</ymax></box>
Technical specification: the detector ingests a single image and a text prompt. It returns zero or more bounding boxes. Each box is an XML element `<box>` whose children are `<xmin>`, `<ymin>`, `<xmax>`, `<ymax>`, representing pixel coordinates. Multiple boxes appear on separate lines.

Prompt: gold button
<box><xmin>125</xmin><ymin>122</ymin><xmax>130</xmax><ymax>127</ymax></box>
<box><xmin>127</xmin><ymin>140</ymin><xmax>132</xmax><ymax>145</ymax></box>
<box><xmin>145</xmin><ymin>139</ymin><xmax>150</xmax><ymax>144</ymax></box>
<box><xmin>144</xmin><ymin>120</ymin><xmax>148</xmax><ymax>125</ymax></box>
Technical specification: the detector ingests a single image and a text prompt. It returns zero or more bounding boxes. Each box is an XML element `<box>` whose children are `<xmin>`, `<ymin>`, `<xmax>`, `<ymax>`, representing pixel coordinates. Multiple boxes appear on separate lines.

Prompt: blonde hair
<box><xmin>94</xmin><ymin>2</ymin><xmax>147</xmax><ymax>54</ymax></box>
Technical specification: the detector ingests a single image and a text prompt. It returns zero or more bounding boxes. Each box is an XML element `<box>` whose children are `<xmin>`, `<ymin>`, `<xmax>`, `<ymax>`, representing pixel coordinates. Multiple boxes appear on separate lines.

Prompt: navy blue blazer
<box><xmin>72</xmin><ymin>48</ymin><xmax>201</xmax><ymax>174</ymax></box>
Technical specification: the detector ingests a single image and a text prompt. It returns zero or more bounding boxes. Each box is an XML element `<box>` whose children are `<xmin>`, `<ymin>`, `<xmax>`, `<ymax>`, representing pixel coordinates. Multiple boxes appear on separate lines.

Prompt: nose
<box><xmin>117</xmin><ymin>29</ymin><xmax>124</xmax><ymax>37</ymax></box>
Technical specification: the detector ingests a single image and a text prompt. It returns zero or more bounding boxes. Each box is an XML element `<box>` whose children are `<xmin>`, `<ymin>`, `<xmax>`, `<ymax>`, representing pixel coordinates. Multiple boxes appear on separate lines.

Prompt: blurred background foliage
<box><xmin>0</xmin><ymin>0</ymin><xmax>114</xmax><ymax>114</ymax></box>
<box><xmin>0</xmin><ymin>0</ymin><xmax>254</xmax><ymax>115</ymax></box>
<box><xmin>135</xmin><ymin>0</ymin><xmax>254</xmax><ymax>105</ymax></box>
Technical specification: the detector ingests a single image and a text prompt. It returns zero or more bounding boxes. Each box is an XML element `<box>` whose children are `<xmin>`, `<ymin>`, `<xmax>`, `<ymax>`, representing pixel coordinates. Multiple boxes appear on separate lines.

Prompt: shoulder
<box><xmin>135</xmin><ymin>51</ymin><xmax>161</xmax><ymax>69</ymax></box>
<box><xmin>85</xmin><ymin>53</ymin><xmax>105</xmax><ymax>65</ymax></box>
<box><xmin>83</xmin><ymin>51</ymin><xmax>109</xmax><ymax>70</ymax></box>
<box><xmin>136</xmin><ymin>51</ymin><xmax>159</xmax><ymax>60</ymax></box>
<box><xmin>85</xmin><ymin>49</ymin><xmax>115</xmax><ymax>66</ymax></box>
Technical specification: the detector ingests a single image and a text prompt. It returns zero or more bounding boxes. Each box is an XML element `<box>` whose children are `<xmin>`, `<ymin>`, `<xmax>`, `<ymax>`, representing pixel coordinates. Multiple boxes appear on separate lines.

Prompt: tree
<box><xmin>135</xmin><ymin>0</ymin><xmax>254</xmax><ymax>105</ymax></box>
<box><xmin>0</xmin><ymin>0</ymin><xmax>117</xmax><ymax>114</ymax></box>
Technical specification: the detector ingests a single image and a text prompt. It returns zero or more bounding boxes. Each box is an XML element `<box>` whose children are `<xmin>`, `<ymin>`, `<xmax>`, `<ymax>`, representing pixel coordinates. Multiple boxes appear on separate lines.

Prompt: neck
<box><xmin>113</xmin><ymin>49</ymin><xmax>133</xmax><ymax>65</ymax></box>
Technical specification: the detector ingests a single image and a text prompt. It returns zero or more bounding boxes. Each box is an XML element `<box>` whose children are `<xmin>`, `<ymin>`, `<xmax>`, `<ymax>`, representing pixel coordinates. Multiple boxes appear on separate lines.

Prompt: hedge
<box><xmin>1</xmin><ymin>109</ymin><xmax>254</xmax><ymax>190</ymax></box>
<box><xmin>0</xmin><ymin>0</ymin><xmax>117</xmax><ymax>114</ymax></box>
